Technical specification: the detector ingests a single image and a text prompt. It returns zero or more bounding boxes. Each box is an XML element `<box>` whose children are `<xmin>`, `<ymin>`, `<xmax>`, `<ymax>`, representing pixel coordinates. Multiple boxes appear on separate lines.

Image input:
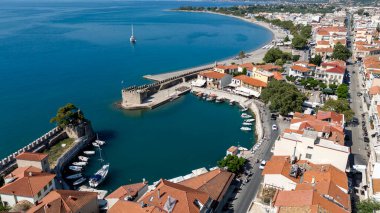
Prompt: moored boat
<box><xmin>92</xmin><ymin>142</ymin><xmax>100</xmax><ymax>147</ymax></box>
<box><xmin>73</xmin><ymin>162</ymin><xmax>87</xmax><ymax>166</ymax></box>
<box><xmin>242</xmin><ymin>122</ymin><xmax>252</xmax><ymax>126</ymax></box>
<box><xmin>229</xmin><ymin>100</ymin><xmax>235</xmax><ymax>105</ymax></box>
<box><xmin>241</xmin><ymin>113</ymin><xmax>252</xmax><ymax>119</ymax></box>
<box><xmin>89</xmin><ymin>164</ymin><xmax>110</xmax><ymax>188</ymax></box>
<box><xmin>215</xmin><ymin>97</ymin><xmax>224</xmax><ymax>103</ymax></box>
<box><xmin>69</xmin><ymin>166</ymin><xmax>83</xmax><ymax>172</ymax></box>
<box><xmin>245</xmin><ymin>119</ymin><xmax>255</xmax><ymax>122</ymax></box>
<box><xmin>73</xmin><ymin>177</ymin><xmax>87</xmax><ymax>186</ymax></box>
<box><xmin>240</xmin><ymin>107</ymin><xmax>248</xmax><ymax>112</ymax></box>
<box><xmin>79</xmin><ymin>156</ymin><xmax>89</xmax><ymax>162</ymax></box>
<box><xmin>240</xmin><ymin>127</ymin><xmax>252</xmax><ymax>131</ymax></box>
<box><xmin>66</xmin><ymin>173</ymin><xmax>82</xmax><ymax>180</ymax></box>
<box><xmin>83</xmin><ymin>151</ymin><xmax>95</xmax><ymax>155</ymax></box>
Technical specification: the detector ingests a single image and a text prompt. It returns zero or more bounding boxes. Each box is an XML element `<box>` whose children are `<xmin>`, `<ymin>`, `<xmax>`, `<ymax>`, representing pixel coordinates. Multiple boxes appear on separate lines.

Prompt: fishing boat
<box><xmin>240</xmin><ymin>127</ymin><xmax>252</xmax><ymax>131</ymax></box>
<box><xmin>83</xmin><ymin>151</ymin><xmax>95</xmax><ymax>155</ymax></box>
<box><xmin>66</xmin><ymin>173</ymin><xmax>82</xmax><ymax>180</ymax></box>
<box><xmin>95</xmin><ymin>134</ymin><xmax>106</xmax><ymax>146</ymax></box>
<box><xmin>69</xmin><ymin>166</ymin><xmax>83</xmax><ymax>172</ymax></box>
<box><xmin>73</xmin><ymin>162</ymin><xmax>87</xmax><ymax>166</ymax></box>
<box><xmin>89</xmin><ymin>148</ymin><xmax>110</xmax><ymax>188</ymax></box>
<box><xmin>229</xmin><ymin>100</ymin><xmax>235</xmax><ymax>106</ymax></box>
<box><xmin>130</xmin><ymin>25</ymin><xmax>136</xmax><ymax>43</ymax></box>
<box><xmin>242</xmin><ymin>122</ymin><xmax>252</xmax><ymax>126</ymax></box>
<box><xmin>92</xmin><ymin>142</ymin><xmax>100</xmax><ymax>147</ymax></box>
<box><xmin>79</xmin><ymin>156</ymin><xmax>89</xmax><ymax>162</ymax></box>
<box><xmin>241</xmin><ymin>113</ymin><xmax>252</xmax><ymax>119</ymax></box>
<box><xmin>245</xmin><ymin>119</ymin><xmax>255</xmax><ymax>122</ymax></box>
<box><xmin>73</xmin><ymin>177</ymin><xmax>87</xmax><ymax>186</ymax></box>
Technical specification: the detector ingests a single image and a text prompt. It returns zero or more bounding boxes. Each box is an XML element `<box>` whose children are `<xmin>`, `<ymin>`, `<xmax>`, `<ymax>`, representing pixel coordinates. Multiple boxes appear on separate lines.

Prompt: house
<box><xmin>0</xmin><ymin>166</ymin><xmax>56</xmax><ymax>207</ymax></box>
<box><xmin>27</xmin><ymin>190</ymin><xmax>99</xmax><ymax>213</ymax></box>
<box><xmin>315</xmin><ymin>60</ymin><xmax>346</xmax><ymax>85</ymax></box>
<box><xmin>214</xmin><ymin>64</ymin><xmax>238</xmax><ymax>74</ymax></box>
<box><xmin>237</xmin><ymin>63</ymin><xmax>254</xmax><ymax>73</ymax></box>
<box><xmin>370</xmin><ymin>163</ymin><xmax>380</xmax><ymax>202</ymax></box>
<box><xmin>15</xmin><ymin>152</ymin><xmax>50</xmax><ymax>172</ymax></box>
<box><xmin>230</xmin><ymin>75</ymin><xmax>267</xmax><ymax>97</ymax></box>
<box><xmin>249</xmin><ymin>64</ymin><xmax>282</xmax><ymax>82</ymax></box>
<box><xmin>195</xmin><ymin>71</ymin><xmax>232</xmax><ymax>89</ymax></box>
<box><xmin>289</xmin><ymin>62</ymin><xmax>315</xmax><ymax>78</ymax></box>
<box><xmin>226</xmin><ymin>146</ymin><xmax>238</xmax><ymax>156</ymax></box>
<box><xmin>106</xmin><ymin>182</ymin><xmax>148</xmax><ymax>209</ymax></box>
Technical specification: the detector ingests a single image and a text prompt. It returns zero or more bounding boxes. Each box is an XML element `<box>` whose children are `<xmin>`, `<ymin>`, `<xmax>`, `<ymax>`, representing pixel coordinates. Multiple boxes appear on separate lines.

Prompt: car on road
<box><xmin>259</xmin><ymin>160</ymin><xmax>266</xmax><ymax>170</ymax></box>
<box><xmin>272</xmin><ymin>124</ymin><xmax>278</xmax><ymax>131</ymax></box>
<box><xmin>364</xmin><ymin>137</ymin><xmax>370</xmax><ymax>143</ymax></box>
<box><xmin>357</xmin><ymin>92</ymin><xmax>363</xmax><ymax>96</ymax></box>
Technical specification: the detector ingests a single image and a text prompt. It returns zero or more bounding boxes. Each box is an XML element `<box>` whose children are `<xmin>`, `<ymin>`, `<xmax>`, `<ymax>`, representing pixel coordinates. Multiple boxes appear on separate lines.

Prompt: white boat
<box><xmin>66</xmin><ymin>173</ymin><xmax>82</xmax><ymax>180</ymax></box>
<box><xmin>69</xmin><ymin>166</ymin><xmax>83</xmax><ymax>172</ymax></box>
<box><xmin>92</xmin><ymin>142</ymin><xmax>100</xmax><ymax>147</ymax></box>
<box><xmin>89</xmin><ymin>164</ymin><xmax>110</xmax><ymax>188</ymax></box>
<box><xmin>130</xmin><ymin>25</ymin><xmax>136</xmax><ymax>43</ymax></box>
<box><xmin>79</xmin><ymin>156</ymin><xmax>89</xmax><ymax>162</ymax></box>
<box><xmin>240</xmin><ymin>127</ymin><xmax>252</xmax><ymax>131</ymax></box>
<box><xmin>241</xmin><ymin>113</ymin><xmax>252</xmax><ymax>119</ymax></box>
<box><xmin>240</xmin><ymin>108</ymin><xmax>248</xmax><ymax>112</ymax></box>
<box><xmin>206</xmin><ymin>96</ymin><xmax>216</xmax><ymax>101</ymax></box>
<box><xmin>215</xmin><ymin>97</ymin><xmax>224</xmax><ymax>103</ymax></box>
<box><xmin>83</xmin><ymin>151</ymin><xmax>95</xmax><ymax>155</ymax></box>
<box><xmin>73</xmin><ymin>177</ymin><xmax>87</xmax><ymax>186</ymax></box>
<box><xmin>73</xmin><ymin>162</ymin><xmax>87</xmax><ymax>166</ymax></box>
<box><xmin>96</xmin><ymin>140</ymin><xmax>106</xmax><ymax>145</ymax></box>
<box><xmin>245</xmin><ymin>119</ymin><xmax>255</xmax><ymax>122</ymax></box>
<box><xmin>242</xmin><ymin>122</ymin><xmax>252</xmax><ymax>126</ymax></box>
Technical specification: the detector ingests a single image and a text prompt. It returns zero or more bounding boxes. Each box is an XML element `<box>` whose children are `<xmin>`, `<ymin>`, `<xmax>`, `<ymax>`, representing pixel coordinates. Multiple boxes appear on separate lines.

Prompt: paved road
<box><xmin>229</xmin><ymin>101</ymin><xmax>287</xmax><ymax>213</ymax></box>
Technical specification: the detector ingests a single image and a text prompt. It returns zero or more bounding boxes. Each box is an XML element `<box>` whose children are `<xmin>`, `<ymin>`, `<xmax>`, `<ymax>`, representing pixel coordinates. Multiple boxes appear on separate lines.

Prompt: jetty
<box><xmin>121</xmin><ymin>66</ymin><xmax>212</xmax><ymax>110</ymax></box>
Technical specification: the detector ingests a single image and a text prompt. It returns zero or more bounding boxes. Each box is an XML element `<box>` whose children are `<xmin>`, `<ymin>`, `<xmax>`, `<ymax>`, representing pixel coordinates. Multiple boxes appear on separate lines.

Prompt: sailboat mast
<box><xmin>132</xmin><ymin>24</ymin><xmax>134</xmax><ymax>36</ymax></box>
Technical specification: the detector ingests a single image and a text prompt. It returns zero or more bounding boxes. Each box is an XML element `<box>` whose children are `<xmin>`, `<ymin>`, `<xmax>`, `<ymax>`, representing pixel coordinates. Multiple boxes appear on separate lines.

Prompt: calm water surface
<box><xmin>0</xmin><ymin>1</ymin><xmax>272</xmax><ymax>190</ymax></box>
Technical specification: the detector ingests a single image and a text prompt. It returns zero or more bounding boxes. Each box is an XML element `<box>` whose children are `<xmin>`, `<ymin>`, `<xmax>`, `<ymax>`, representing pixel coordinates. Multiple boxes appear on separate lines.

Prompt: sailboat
<box><xmin>89</xmin><ymin>147</ymin><xmax>110</xmax><ymax>188</ymax></box>
<box><xmin>130</xmin><ymin>25</ymin><xmax>136</xmax><ymax>43</ymax></box>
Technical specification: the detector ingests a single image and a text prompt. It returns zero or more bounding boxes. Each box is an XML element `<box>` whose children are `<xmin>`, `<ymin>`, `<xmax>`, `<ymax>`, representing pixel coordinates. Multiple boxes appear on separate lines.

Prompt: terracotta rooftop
<box><xmin>291</xmin><ymin>65</ymin><xmax>310</xmax><ymax>73</ymax></box>
<box><xmin>179</xmin><ymin>168</ymin><xmax>235</xmax><ymax>202</ymax></box>
<box><xmin>233</xmin><ymin>75</ymin><xmax>267</xmax><ymax>87</ymax></box>
<box><xmin>369</xmin><ymin>86</ymin><xmax>380</xmax><ymax>95</ymax></box>
<box><xmin>272</xmin><ymin>72</ymin><xmax>284</xmax><ymax>81</ymax></box>
<box><xmin>315</xmin><ymin>48</ymin><xmax>334</xmax><ymax>53</ymax></box>
<box><xmin>27</xmin><ymin>190</ymin><xmax>98</xmax><ymax>213</ymax></box>
<box><xmin>106</xmin><ymin>182</ymin><xmax>147</xmax><ymax>200</ymax></box>
<box><xmin>316</xmin><ymin>110</ymin><xmax>344</xmax><ymax>125</ymax></box>
<box><xmin>0</xmin><ymin>168</ymin><xmax>55</xmax><ymax>197</ymax></box>
<box><xmin>138</xmin><ymin>179</ymin><xmax>210</xmax><ymax>213</ymax></box>
<box><xmin>108</xmin><ymin>200</ymin><xmax>162</xmax><ymax>213</ymax></box>
<box><xmin>199</xmin><ymin>71</ymin><xmax>227</xmax><ymax>80</ymax></box>
<box><xmin>16</xmin><ymin>152</ymin><xmax>48</xmax><ymax>161</ymax></box>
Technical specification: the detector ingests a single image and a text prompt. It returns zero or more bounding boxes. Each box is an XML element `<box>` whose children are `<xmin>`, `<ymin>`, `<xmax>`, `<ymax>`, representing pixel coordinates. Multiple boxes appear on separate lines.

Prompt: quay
<box><xmin>121</xmin><ymin>66</ymin><xmax>211</xmax><ymax>110</ymax></box>
<box><xmin>143</xmin><ymin>64</ymin><xmax>212</xmax><ymax>81</ymax></box>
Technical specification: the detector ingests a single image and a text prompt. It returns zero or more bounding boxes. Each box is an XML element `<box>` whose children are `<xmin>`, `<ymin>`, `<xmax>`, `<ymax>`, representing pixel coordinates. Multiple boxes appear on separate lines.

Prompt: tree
<box><xmin>332</xmin><ymin>42</ymin><xmax>352</xmax><ymax>61</ymax></box>
<box><xmin>309</xmin><ymin>54</ymin><xmax>323</xmax><ymax>66</ymax></box>
<box><xmin>320</xmin><ymin>99</ymin><xmax>354</xmax><ymax>121</ymax></box>
<box><xmin>292</xmin><ymin>55</ymin><xmax>301</xmax><ymax>62</ymax></box>
<box><xmin>263</xmin><ymin>48</ymin><xmax>292</xmax><ymax>63</ymax></box>
<box><xmin>0</xmin><ymin>176</ymin><xmax>4</xmax><ymax>187</ymax></box>
<box><xmin>357</xmin><ymin>199</ymin><xmax>380</xmax><ymax>213</ymax></box>
<box><xmin>329</xmin><ymin>83</ymin><xmax>338</xmax><ymax>91</ymax></box>
<box><xmin>50</xmin><ymin>103</ymin><xmax>85</xmax><ymax>128</ymax></box>
<box><xmin>261</xmin><ymin>80</ymin><xmax>307</xmax><ymax>115</ymax></box>
<box><xmin>336</xmin><ymin>84</ymin><xmax>349</xmax><ymax>99</ymax></box>
<box><xmin>300</xmin><ymin>25</ymin><xmax>312</xmax><ymax>39</ymax></box>
<box><xmin>318</xmin><ymin>82</ymin><xmax>327</xmax><ymax>90</ymax></box>
<box><xmin>217</xmin><ymin>155</ymin><xmax>246</xmax><ymax>174</ymax></box>
<box><xmin>292</xmin><ymin>35</ymin><xmax>308</xmax><ymax>49</ymax></box>
<box><xmin>284</xmin><ymin>35</ymin><xmax>290</xmax><ymax>42</ymax></box>
<box><xmin>0</xmin><ymin>204</ymin><xmax>9</xmax><ymax>211</ymax></box>
<box><xmin>238</xmin><ymin>50</ymin><xmax>246</xmax><ymax>64</ymax></box>
<box><xmin>242</xmin><ymin>67</ymin><xmax>247</xmax><ymax>75</ymax></box>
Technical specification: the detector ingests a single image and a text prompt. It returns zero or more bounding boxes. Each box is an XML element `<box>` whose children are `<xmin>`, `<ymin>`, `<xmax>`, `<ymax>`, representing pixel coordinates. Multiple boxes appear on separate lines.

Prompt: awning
<box><xmin>234</xmin><ymin>86</ymin><xmax>260</xmax><ymax>97</ymax></box>
<box><xmin>191</xmin><ymin>79</ymin><xmax>206</xmax><ymax>87</ymax></box>
<box><xmin>228</xmin><ymin>83</ymin><xmax>240</xmax><ymax>88</ymax></box>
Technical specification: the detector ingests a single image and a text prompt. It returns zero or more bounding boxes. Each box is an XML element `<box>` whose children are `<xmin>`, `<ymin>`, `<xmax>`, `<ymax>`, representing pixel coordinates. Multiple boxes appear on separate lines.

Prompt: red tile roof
<box><xmin>27</xmin><ymin>190</ymin><xmax>98</xmax><ymax>213</ymax></box>
<box><xmin>106</xmin><ymin>182</ymin><xmax>147</xmax><ymax>200</ymax></box>
<box><xmin>234</xmin><ymin>75</ymin><xmax>267</xmax><ymax>87</ymax></box>
<box><xmin>370</xmin><ymin>86</ymin><xmax>380</xmax><ymax>95</ymax></box>
<box><xmin>199</xmin><ymin>71</ymin><xmax>227</xmax><ymax>80</ymax></box>
<box><xmin>316</xmin><ymin>111</ymin><xmax>344</xmax><ymax>125</ymax></box>
<box><xmin>272</xmin><ymin>72</ymin><xmax>284</xmax><ymax>81</ymax></box>
<box><xmin>109</xmin><ymin>200</ymin><xmax>162</xmax><ymax>213</ymax></box>
<box><xmin>16</xmin><ymin>152</ymin><xmax>48</xmax><ymax>162</ymax></box>
<box><xmin>291</xmin><ymin>65</ymin><xmax>310</xmax><ymax>73</ymax></box>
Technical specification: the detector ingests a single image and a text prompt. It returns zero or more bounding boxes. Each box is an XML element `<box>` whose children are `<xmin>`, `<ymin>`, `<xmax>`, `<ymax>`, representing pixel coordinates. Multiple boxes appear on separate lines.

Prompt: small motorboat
<box><xmin>73</xmin><ymin>162</ymin><xmax>87</xmax><ymax>166</ymax></box>
<box><xmin>215</xmin><ymin>97</ymin><xmax>224</xmax><ymax>103</ymax></box>
<box><xmin>92</xmin><ymin>142</ymin><xmax>100</xmax><ymax>147</ymax></box>
<box><xmin>89</xmin><ymin>164</ymin><xmax>110</xmax><ymax>188</ymax></box>
<box><xmin>240</xmin><ymin>108</ymin><xmax>248</xmax><ymax>112</ymax></box>
<box><xmin>66</xmin><ymin>173</ymin><xmax>82</xmax><ymax>180</ymax></box>
<box><xmin>241</xmin><ymin>113</ymin><xmax>252</xmax><ymax>119</ymax></box>
<box><xmin>79</xmin><ymin>156</ymin><xmax>89</xmax><ymax>162</ymax></box>
<box><xmin>83</xmin><ymin>151</ymin><xmax>95</xmax><ymax>155</ymax></box>
<box><xmin>95</xmin><ymin>139</ymin><xmax>106</xmax><ymax>146</ymax></box>
<box><xmin>240</xmin><ymin>127</ymin><xmax>252</xmax><ymax>131</ymax></box>
<box><xmin>229</xmin><ymin>100</ymin><xmax>235</xmax><ymax>106</ymax></box>
<box><xmin>69</xmin><ymin>166</ymin><xmax>83</xmax><ymax>172</ymax></box>
<box><xmin>242</xmin><ymin>122</ymin><xmax>252</xmax><ymax>126</ymax></box>
<box><xmin>245</xmin><ymin>119</ymin><xmax>255</xmax><ymax>122</ymax></box>
<box><xmin>73</xmin><ymin>177</ymin><xmax>87</xmax><ymax>186</ymax></box>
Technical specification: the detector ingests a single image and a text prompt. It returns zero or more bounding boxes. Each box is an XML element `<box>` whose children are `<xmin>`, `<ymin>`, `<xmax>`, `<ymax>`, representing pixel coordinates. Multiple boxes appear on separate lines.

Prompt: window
<box><xmin>306</xmin><ymin>153</ymin><xmax>312</xmax><ymax>159</ymax></box>
<box><xmin>37</xmin><ymin>191</ymin><xmax>41</xmax><ymax>197</ymax></box>
<box><xmin>44</xmin><ymin>185</ymin><xmax>48</xmax><ymax>191</ymax></box>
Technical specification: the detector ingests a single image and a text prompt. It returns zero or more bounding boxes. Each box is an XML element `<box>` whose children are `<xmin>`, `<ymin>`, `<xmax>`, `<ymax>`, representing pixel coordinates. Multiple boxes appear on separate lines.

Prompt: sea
<box><xmin>0</xmin><ymin>0</ymin><xmax>272</xmax><ymax>191</ymax></box>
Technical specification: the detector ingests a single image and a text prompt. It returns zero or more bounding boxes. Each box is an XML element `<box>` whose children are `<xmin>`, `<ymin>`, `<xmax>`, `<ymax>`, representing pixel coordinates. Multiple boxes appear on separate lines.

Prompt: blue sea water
<box><xmin>0</xmin><ymin>1</ymin><xmax>272</xmax><ymax>190</ymax></box>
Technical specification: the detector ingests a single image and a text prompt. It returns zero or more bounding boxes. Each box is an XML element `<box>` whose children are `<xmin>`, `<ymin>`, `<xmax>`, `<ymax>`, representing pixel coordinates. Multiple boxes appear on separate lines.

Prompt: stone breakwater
<box><xmin>0</xmin><ymin>127</ymin><xmax>64</xmax><ymax>175</ymax></box>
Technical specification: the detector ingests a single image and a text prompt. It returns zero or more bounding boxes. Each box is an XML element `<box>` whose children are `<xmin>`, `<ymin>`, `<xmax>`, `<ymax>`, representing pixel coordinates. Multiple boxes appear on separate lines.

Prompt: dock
<box><xmin>144</xmin><ymin>64</ymin><xmax>212</xmax><ymax>81</ymax></box>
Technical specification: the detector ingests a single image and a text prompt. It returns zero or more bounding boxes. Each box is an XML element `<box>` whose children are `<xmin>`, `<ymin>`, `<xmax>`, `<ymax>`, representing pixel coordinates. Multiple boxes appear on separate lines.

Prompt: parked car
<box><xmin>259</xmin><ymin>160</ymin><xmax>266</xmax><ymax>170</ymax></box>
<box><xmin>364</xmin><ymin>137</ymin><xmax>370</xmax><ymax>143</ymax></box>
<box><xmin>357</xmin><ymin>92</ymin><xmax>363</xmax><ymax>96</ymax></box>
<box><xmin>272</xmin><ymin>124</ymin><xmax>278</xmax><ymax>131</ymax></box>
